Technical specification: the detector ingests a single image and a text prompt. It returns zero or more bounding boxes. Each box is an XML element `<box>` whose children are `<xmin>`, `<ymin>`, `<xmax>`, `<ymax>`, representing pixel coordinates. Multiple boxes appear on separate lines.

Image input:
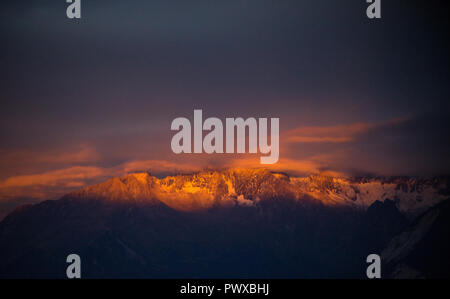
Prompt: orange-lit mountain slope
<box><xmin>66</xmin><ymin>168</ymin><xmax>449</xmax><ymax>216</ymax></box>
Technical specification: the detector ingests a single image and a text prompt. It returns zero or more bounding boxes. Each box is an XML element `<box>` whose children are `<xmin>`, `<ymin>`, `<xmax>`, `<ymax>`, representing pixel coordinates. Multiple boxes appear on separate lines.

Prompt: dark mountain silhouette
<box><xmin>382</xmin><ymin>200</ymin><xmax>450</xmax><ymax>278</ymax></box>
<box><xmin>0</xmin><ymin>169</ymin><xmax>448</xmax><ymax>278</ymax></box>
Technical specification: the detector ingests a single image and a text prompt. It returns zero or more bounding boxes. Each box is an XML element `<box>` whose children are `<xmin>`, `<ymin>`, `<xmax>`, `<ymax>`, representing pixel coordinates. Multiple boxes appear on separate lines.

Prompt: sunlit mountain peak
<box><xmin>63</xmin><ymin>168</ymin><xmax>450</xmax><ymax>216</ymax></box>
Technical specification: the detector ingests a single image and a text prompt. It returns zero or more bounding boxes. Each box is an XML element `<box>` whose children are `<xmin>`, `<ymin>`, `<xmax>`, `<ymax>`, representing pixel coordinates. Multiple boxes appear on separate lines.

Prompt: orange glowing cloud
<box><xmin>284</xmin><ymin>123</ymin><xmax>373</xmax><ymax>144</ymax></box>
<box><xmin>0</xmin><ymin>159</ymin><xmax>203</xmax><ymax>201</ymax></box>
<box><xmin>226</xmin><ymin>156</ymin><xmax>345</xmax><ymax>177</ymax></box>
<box><xmin>284</xmin><ymin>118</ymin><xmax>409</xmax><ymax>145</ymax></box>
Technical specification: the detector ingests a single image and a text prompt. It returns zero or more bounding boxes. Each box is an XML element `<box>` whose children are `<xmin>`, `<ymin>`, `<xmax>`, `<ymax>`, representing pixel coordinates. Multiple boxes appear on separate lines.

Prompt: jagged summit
<box><xmin>64</xmin><ymin>168</ymin><xmax>449</xmax><ymax>216</ymax></box>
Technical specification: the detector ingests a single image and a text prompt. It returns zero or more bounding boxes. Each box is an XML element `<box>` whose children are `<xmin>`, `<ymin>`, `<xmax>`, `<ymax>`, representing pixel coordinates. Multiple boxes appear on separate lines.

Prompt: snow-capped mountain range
<box><xmin>66</xmin><ymin>168</ymin><xmax>450</xmax><ymax>216</ymax></box>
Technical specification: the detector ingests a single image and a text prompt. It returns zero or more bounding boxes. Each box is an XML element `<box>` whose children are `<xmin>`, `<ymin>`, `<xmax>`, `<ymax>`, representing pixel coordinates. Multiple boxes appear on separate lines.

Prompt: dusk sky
<box><xmin>0</xmin><ymin>0</ymin><xmax>449</xmax><ymax>204</ymax></box>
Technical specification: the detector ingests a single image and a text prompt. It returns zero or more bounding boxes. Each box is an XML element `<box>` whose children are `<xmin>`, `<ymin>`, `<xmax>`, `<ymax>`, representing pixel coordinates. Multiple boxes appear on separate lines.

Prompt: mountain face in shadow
<box><xmin>381</xmin><ymin>199</ymin><xmax>450</xmax><ymax>278</ymax></box>
<box><xmin>0</xmin><ymin>169</ymin><xmax>448</xmax><ymax>278</ymax></box>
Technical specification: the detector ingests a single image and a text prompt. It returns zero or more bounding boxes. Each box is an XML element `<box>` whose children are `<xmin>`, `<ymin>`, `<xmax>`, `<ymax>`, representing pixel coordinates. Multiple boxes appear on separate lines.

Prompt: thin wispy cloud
<box><xmin>284</xmin><ymin>118</ymin><xmax>407</xmax><ymax>144</ymax></box>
